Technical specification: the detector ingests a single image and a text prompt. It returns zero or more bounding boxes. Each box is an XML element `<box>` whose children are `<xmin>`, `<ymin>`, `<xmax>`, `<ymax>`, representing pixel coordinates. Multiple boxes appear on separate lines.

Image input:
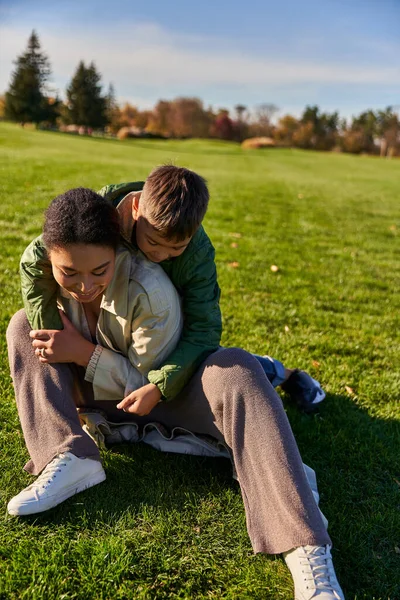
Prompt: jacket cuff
<box><xmin>84</xmin><ymin>345</ymin><xmax>104</xmax><ymax>383</ymax></box>
<box><xmin>148</xmin><ymin>369</ymin><xmax>168</xmax><ymax>401</ymax></box>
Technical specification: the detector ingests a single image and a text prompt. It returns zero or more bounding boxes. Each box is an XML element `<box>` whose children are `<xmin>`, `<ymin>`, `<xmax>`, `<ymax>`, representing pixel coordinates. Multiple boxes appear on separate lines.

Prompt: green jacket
<box><xmin>20</xmin><ymin>181</ymin><xmax>222</xmax><ymax>401</ymax></box>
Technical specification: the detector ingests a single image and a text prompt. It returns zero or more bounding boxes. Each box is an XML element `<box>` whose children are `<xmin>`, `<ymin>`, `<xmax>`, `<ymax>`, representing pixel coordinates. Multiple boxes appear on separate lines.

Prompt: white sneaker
<box><xmin>7</xmin><ymin>452</ymin><xmax>106</xmax><ymax>516</ymax></box>
<box><xmin>283</xmin><ymin>545</ymin><xmax>345</xmax><ymax>600</ymax></box>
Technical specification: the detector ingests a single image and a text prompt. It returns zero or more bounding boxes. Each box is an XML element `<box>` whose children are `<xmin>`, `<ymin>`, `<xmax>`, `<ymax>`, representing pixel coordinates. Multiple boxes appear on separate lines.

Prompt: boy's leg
<box><xmin>252</xmin><ymin>353</ymin><xmax>286</xmax><ymax>386</ymax></box>
<box><xmin>6</xmin><ymin>309</ymin><xmax>101</xmax><ymax>476</ymax></box>
<box><xmin>253</xmin><ymin>354</ymin><xmax>325</xmax><ymax>412</ymax></box>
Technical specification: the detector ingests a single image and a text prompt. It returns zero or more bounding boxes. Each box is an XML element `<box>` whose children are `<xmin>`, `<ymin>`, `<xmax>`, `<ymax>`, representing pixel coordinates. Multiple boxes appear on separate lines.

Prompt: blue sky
<box><xmin>1</xmin><ymin>0</ymin><xmax>399</xmax><ymax>119</ymax></box>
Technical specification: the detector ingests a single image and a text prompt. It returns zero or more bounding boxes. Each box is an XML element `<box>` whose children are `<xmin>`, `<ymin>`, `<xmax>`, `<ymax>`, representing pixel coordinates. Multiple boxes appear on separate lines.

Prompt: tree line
<box><xmin>2</xmin><ymin>31</ymin><xmax>399</xmax><ymax>157</ymax></box>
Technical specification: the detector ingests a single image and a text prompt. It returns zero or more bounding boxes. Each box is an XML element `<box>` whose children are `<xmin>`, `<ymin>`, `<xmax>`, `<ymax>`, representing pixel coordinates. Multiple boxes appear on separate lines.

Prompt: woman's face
<box><xmin>49</xmin><ymin>244</ymin><xmax>116</xmax><ymax>304</ymax></box>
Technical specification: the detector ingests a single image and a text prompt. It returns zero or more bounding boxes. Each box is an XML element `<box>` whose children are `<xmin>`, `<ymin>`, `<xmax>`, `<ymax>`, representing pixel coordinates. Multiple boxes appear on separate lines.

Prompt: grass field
<box><xmin>0</xmin><ymin>121</ymin><xmax>399</xmax><ymax>599</ymax></box>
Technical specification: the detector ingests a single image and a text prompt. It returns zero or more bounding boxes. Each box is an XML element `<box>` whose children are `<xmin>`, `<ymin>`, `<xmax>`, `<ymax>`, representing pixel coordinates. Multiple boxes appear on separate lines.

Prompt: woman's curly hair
<box><xmin>43</xmin><ymin>187</ymin><xmax>120</xmax><ymax>251</ymax></box>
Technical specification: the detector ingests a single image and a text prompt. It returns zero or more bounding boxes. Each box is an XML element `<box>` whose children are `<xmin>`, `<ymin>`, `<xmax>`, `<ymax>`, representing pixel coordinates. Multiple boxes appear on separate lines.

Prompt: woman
<box><xmin>7</xmin><ymin>188</ymin><xmax>344</xmax><ymax>599</ymax></box>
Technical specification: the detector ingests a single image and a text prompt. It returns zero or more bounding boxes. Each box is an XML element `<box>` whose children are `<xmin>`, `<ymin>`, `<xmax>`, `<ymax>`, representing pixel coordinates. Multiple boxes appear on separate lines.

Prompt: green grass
<box><xmin>0</xmin><ymin>121</ymin><xmax>399</xmax><ymax>599</ymax></box>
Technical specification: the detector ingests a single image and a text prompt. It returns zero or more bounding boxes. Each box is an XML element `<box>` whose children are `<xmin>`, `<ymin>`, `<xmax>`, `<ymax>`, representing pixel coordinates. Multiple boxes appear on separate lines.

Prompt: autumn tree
<box><xmin>169</xmin><ymin>98</ymin><xmax>211</xmax><ymax>138</ymax></box>
<box><xmin>340</xmin><ymin>110</ymin><xmax>378</xmax><ymax>154</ymax></box>
<box><xmin>211</xmin><ymin>109</ymin><xmax>235</xmax><ymax>140</ymax></box>
<box><xmin>119</xmin><ymin>103</ymin><xmax>139</xmax><ymax>127</ymax></box>
<box><xmin>0</xmin><ymin>95</ymin><xmax>5</xmax><ymax>119</ymax></box>
<box><xmin>147</xmin><ymin>100</ymin><xmax>172</xmax><ymax>136</ymax></box>
<box><xmin>273</xmin><ymin>115</ymin><xmax>299</xmax><ymax>146</ymax></box>
<box><xmin>65</xmin><ymin>61</ymin><xmax>107</xmax><ymax>130</ymax></box>
<box><xmin>5</xmin><ymin>31</ymin><xmax>52</xmax><ymax>125</ymax></box>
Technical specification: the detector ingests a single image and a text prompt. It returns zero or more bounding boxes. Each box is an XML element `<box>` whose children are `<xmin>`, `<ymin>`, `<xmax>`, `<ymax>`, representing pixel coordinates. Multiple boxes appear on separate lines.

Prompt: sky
<box><xmin>0</xmin><ymin>0</ymin><xmax>399</xmax><ymax>119</ymax></box>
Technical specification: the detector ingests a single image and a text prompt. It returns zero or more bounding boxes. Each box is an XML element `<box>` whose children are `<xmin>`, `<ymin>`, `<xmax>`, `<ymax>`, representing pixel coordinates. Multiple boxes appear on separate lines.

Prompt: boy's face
<box><xmin>132</xmin><ymin>195</ymin><xmax>192</xmax><ymax>263</ymax></box>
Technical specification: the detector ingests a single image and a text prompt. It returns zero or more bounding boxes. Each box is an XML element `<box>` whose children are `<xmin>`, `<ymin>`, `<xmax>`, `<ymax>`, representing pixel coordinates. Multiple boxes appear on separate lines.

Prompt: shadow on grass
<box><xmin>286</xmin><ymin>393</ymin><xmax>400</xmax><ymax>599</ymax></box>
<box><xmin>13</xmin><ymin>393</ymin><xmax>400</xmax><ymax>599</ymax></box>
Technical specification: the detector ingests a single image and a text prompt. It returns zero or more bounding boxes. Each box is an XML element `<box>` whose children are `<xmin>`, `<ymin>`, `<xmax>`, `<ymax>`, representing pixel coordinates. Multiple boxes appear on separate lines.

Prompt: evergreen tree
<box><xmin>65</xmin><ymin>61</ymin><xmax>107</xmax><ymax>129</ymax></box>
<box><xmin>5</xmin><ymin>31</ymin><xmax>51</xmax><ymax>125</ymax></box>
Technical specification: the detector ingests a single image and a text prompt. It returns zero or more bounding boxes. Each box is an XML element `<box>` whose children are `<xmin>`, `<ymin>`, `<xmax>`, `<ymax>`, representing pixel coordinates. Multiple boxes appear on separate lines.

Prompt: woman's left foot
<box><xmin>280</xmin><ymin>370</ymin><xmax>325</xmax><ymax>412</ymax></box>
<box><xmin>283</xmin><ymin>545</ymin><xmax>345</xmax><ymax>599</ymax></box>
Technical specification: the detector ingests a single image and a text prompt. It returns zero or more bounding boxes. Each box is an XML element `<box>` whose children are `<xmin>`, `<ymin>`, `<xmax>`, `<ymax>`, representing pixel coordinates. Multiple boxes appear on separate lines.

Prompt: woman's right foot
<box><xmin>7</xmin><ymin>452</ymin><xmax>106</xmax><ymax>516</ymax></box>
<box><xmin>283</xmin><ymin>545</ymin><xmax>344</xmax><ymax>599</ymax></box>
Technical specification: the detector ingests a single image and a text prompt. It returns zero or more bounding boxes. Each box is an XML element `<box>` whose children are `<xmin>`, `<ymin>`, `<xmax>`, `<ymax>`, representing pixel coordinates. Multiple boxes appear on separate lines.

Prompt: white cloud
<box><xmin>1</xmin><ymin>21</ymin><xmax>399</xmax><ymax>104</ymax></box>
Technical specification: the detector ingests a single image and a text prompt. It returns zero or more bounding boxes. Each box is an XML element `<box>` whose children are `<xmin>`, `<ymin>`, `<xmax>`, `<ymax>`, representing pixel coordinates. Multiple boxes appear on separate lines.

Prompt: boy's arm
<box><xmin>20</xmin><ymin>236</ymin><xmax>63</xmax><ymax>330</ymax></box>
<box><xmin>147</xmin><ymin>242</ymin><xmax>222</xmax><ymax>401</ymax></box>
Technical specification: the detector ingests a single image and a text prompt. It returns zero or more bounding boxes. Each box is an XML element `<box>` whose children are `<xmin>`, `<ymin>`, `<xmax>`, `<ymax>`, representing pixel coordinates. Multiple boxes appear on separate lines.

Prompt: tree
<box><xmin>234</xmin><ymin>104</ymin><xmax>249</xmax><ymax>141</ymax></box>
<box><xmin>341</xmin><ymin>110</ymin><xmax>378</xmax><ymax>154</ymax></box>
<box><xmin>5</xmin><ymin>31</ymin><xmax>51</xmax><ymax>125</ymax></box>
<box><xmin>250</xmin><ymin>103</ymin><xmax>279</xmax><ymax>137</ymax></box>
<box><xmin>65</xmin><ymin>61</ymin><xmax>107</xmax><ymax>130</ymax></box>
<box><xmin>211</xmin><ymin>110</ymin><xmax>235</xmax><ymax>140</ymax></box>
<box><xmin>0</xmin><ymin>95</ymin><xmax>5</xmax><ymax>119</ymax></box>
<box><xmin>105</xmin><ymin>83</ymin><xmax>119</xmax><ymax>128</ymax></box>
<box><xmin>376</xmin><ymin>107</ymin><xmax>399</xmax><ymax>157</ymax></box>
<box><xmin>147</xmin><ymin>100</ymin><xmax>172</xmax><ymax>135</ymax></box>
<box><xmin>300</xmin><ymin>105</ymin><xmax>339</xmax><ymax>150</ymax></box>
<box><xmin>168</xmin><ymin>98</ymin><xmax>211</xmax><ymax>138</ymax></box>
<box><xmin>273</xmin><ymin>114</ymin><xmax>299</xmax><ymax>146</ymax></box>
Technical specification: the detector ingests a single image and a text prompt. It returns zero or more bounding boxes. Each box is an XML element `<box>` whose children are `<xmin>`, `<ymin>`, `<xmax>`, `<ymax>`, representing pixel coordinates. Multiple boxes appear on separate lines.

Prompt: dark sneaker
<box><xmin>281</xmin><ymin>370</ymin><xmax>325</xmax><ymax>412</ymax></box>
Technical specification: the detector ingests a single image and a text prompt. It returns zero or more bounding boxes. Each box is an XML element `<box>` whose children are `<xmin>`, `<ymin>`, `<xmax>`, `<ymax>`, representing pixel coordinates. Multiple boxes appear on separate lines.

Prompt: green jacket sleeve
<box><xmin>20</xmin><ymin>235</ymin><xmax>62</xmax><ymax>330</ymax></box>
<box><xmin>18</xmin><ymin>182</ymin><xmax>141</xmax><ymax>331</ymax></box>
<box><xmin>147</xmin><ymin>240</ymin><xmax>222</xmax><ymax>401</ymax></box>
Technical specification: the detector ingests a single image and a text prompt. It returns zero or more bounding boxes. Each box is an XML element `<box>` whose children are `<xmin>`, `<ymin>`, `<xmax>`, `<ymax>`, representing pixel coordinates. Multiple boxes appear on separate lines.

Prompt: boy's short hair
<box><xmin>141</xmin><ymin>165</ymin><xmax>209</xmax><ymax>241</ymax></box>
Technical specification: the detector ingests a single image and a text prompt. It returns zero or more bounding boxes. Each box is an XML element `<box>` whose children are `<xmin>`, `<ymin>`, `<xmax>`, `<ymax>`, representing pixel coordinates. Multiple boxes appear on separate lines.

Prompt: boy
<box><xmin>20</xmin><ymin>165</ymin><xmax>324</xmax><ymax>414</ymax></box>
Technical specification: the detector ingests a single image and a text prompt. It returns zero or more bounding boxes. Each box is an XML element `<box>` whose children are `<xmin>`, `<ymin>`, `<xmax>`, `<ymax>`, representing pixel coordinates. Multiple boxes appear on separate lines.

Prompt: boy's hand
<box><xmin>30</xmin><ymin>310</ymin><xmax>95</xmax><ymax>367</ymax></box>
<box><xmin>117</xmin><ymin>383</ymin><xmax>161</xmax><ymax>416</ymax></box>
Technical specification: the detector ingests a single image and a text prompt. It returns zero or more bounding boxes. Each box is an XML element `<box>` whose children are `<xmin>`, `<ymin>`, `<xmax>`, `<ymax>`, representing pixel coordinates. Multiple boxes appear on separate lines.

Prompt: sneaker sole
<box><xmin>309</xmin><ymin>379</ymin><xmax>326</xmax><ymax>405</ymax></box>
<box><xmin>7</xmin><ymin>468</ymin><xmax>106</xmax><ymax>516</ymax></box>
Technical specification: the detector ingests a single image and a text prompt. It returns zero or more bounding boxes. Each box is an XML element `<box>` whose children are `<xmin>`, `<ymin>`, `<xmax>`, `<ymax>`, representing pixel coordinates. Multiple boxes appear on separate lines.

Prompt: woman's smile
<box><xmin>49</xmin><ymin>244</ymin><xmax>116</xmax><ymax>305</ymax></box>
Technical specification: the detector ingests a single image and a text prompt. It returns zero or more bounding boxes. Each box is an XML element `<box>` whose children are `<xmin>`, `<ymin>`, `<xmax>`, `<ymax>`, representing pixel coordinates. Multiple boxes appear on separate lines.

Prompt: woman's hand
<box><xmin>30</xmin><ymin>310</ymin><xmax>95</xmax><ymax>367</ymax></box>
<box><xmin>117</xmin><ymin>383</ymin><xmax>162</xmax><ymax>416</ymax></box>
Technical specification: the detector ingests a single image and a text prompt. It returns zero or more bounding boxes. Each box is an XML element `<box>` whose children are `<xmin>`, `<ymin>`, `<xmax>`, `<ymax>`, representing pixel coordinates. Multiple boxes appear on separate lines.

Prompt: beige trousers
<box><xmin>7</xmin><ymin>309</ymin><xmax>331</xmax><ymax>554</ymax></box>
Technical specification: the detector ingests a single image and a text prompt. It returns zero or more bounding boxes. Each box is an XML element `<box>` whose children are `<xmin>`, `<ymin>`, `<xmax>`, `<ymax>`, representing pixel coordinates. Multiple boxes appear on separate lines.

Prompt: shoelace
<box><xmin>299</xmin><ymin>545</ymin><xmax>339</xmax><ymax>594</ymax></box>
<box><xmin>27</xmin><ymin>454</ymin><xmax>72</xmax><ymax>491</ymax></box>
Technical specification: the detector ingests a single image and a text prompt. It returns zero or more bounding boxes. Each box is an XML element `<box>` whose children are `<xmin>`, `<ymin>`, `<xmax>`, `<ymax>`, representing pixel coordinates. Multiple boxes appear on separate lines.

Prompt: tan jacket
<box><xmin>58</xmin><ymin>246</ymin><xmax>183</xmax><ymax>401</ymax></box>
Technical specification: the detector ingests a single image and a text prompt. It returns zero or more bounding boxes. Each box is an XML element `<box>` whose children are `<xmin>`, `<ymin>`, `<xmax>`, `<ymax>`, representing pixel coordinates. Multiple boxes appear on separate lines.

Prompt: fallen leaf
<box><xmin>345</xmin><ymin>385</ymin><xmax>355</xmax><ymax>395</ymax></box>
<box><xmin>228</xmin><ymin>262</ymin><xmax>240</xmax><ymax>268</ymax></box>
<box><xmin>284</xmin><ymin>325</ymin><xmax>290</xmax><ymax>332</ymax></box>
<box><xmin>298</xmin><ymin>193</ymin><xmax>304</xmax><ymax>199</ymax></box>
<box><xmin>393</xmin><ymin>478</ymin><xmax>400</xmax><ymax>488</ymax></box>
<box><xmin>270</xmin><ymin>264</ymin><xmax>279</xmax><ymax>272</ymax></box>
<box><xmin>230</xmin><ymin>242</ymin><xmax>238</xmax><ymax>248</ymax></box>
<box><xmin>389</xmin><ymin>225</ymin><xmax>397</xmax><ymax>232</ymax></box>
<box><xmin>312</xmin><ymin>360</ymin><xmax>321</xmax><ymax>368</ymax></box>
<box><xmin>229</xmin><ymin>232</ymin><xmax>242</xmax><ymax>238</ymax></box>
<box><xmin>394</xmin><ymin>546</ymin><xmax>400</xmax><ymax>554</ymax></box>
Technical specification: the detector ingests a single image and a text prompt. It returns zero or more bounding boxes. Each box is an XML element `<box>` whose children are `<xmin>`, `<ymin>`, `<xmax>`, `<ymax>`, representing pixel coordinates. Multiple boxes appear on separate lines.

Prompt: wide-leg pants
<box><xmin>7</xmin><ymin>310</ymin><xmax>331</xmax><ymax>554</ymax></box>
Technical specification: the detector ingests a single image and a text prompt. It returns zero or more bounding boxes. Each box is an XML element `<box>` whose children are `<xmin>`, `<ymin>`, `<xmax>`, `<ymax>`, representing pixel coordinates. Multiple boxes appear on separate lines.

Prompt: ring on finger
<box><xmin>39</xmin><ymin>348</ymin><xmax>47</xmax><ymax>358</ymax></box>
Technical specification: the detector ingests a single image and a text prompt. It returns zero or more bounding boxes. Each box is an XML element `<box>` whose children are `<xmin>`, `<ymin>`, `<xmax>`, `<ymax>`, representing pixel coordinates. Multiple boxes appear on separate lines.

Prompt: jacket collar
<box><xmin>116</xmin><ymin>192</ymin><xmax>139</xmax><ymax>245</ymax></box>
<box><xmin>100</xmin><ymin>247</ymin><xmax>131</xmax><ymax>318</ymax></box>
